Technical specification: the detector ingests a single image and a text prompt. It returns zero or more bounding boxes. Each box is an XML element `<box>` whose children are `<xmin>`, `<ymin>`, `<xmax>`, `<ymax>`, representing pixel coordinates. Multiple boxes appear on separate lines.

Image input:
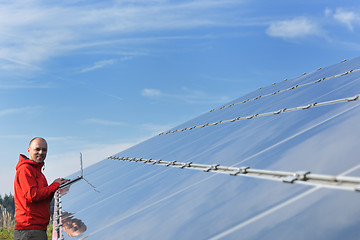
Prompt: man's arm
<box><xmin>53</xmin><ymin>178</ymin><xmax>70</xmax><ymax>185</ymax></box>
<box><xmin>17</xmin><ymin>166</ymin><xmax>68</xmax><ymax>202</ymax></box>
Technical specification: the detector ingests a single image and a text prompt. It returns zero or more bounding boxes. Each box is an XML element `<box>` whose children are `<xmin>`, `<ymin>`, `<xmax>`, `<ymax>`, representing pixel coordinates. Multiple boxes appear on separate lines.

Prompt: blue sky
<box><xmin>1</xmin><ymin>0</ymin><xmax>360</xmax><ymax>195</ymax></box>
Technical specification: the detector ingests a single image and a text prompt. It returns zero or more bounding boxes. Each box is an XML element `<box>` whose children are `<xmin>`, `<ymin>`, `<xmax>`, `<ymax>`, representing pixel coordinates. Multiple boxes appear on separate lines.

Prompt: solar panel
<box><xmin>53</xmin><ymin>57</ymin><xmax>360</xmax><ymax>240</ymax></box>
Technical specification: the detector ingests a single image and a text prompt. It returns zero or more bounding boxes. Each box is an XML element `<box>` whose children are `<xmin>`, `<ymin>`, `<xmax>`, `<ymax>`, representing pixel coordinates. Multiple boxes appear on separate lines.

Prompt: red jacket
<box><xmin>14</xmin><ymin>154</ymin><xmax>60</xmax><ymax>230</ymax></box>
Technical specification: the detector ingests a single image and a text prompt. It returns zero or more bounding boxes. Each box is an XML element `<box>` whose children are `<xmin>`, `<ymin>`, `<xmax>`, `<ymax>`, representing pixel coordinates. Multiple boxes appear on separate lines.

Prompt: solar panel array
<box><xmin>53</xmin><ymin>57</ymin><xmax>360</xmax><ymax>240</ymax></box>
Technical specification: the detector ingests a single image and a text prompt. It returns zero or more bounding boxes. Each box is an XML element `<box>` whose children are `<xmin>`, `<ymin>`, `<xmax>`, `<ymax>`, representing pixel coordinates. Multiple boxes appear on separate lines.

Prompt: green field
<box><xmin>0</xmin><ymin>226</ymin><xmax>52</xmax><ymax>240</ymax></box>
<box><xmin>1</xmin><ymin>201</ymin><xmax>53</xmax><ymax>240</ymax></box>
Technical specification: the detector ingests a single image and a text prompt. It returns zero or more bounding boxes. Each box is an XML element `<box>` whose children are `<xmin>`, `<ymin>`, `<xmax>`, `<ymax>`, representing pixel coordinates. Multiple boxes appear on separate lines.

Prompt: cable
<box><xmin>210</xmin><ymin>68</ymin><xmax>360</xmax><ymax>112</ymax></box>
<box><xmin>109</xmin><ymin>156</ymin><xmax>360</xmax><ymax>192</ymax></box>
<box><xmin>159</xmin><ymin>94</ymin><xmax>360</xmax><ymax>135</ymax></box>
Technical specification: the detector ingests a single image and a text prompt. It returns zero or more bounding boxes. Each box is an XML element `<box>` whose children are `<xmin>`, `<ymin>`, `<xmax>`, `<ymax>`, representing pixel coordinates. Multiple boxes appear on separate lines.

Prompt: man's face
<box><xmin>28</xmin><ymin>139</ymin><xmax>48</xmax><ymax>163</ymax></box>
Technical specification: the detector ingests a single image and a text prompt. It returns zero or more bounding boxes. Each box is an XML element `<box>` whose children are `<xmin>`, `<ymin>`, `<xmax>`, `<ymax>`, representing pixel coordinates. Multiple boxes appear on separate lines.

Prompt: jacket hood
<box><xmin>16</xmin><ymin>154</ymin><xmax>44</xmax><ymax>171</ymax></box>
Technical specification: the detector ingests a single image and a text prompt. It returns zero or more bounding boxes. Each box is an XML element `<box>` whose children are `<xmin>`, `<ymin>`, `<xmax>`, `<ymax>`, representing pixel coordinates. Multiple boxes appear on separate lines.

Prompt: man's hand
<box><xmin>54</xmin><ymin>178</ymin><xmax>70</xmax><ymax>185</ymax></box>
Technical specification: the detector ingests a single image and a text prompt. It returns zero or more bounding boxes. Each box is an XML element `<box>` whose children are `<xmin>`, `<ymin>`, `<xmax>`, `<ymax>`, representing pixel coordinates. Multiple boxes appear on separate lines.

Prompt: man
<box><xmin>14</xmin><ymin>137</ymin><xmax>69</xmax><ymax>240</ymax></box>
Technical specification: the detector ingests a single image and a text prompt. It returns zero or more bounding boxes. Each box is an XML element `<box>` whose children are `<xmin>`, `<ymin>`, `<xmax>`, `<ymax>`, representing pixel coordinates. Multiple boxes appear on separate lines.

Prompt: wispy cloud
<box><xmin>140</xmin><ymin>123</ymin><xmax>174</xmax><ymax>135</ymax></box>
<box><xmin>0</xmin><ymin>80</ymin><xmax>54</xmax><ymax>89</ymax></box>
<box><xmin>0</xmin><ymin>0</ymin><xmax>243</xmax><ymax>72</ymax></box>
<box><xmin>200</xmin><ymin>74</ymin><xmax>249</xmax><ymax>83</ymax></box>
<box><xmin>266</xmin><ymin>17</ymin><xmax>320</xmax><ymax>39</ymax></box>
<box><xmin>141</xmin><ymin>89</ymin><xmax>162</xmax><ymax>97</ymax></box>
<box><xmin>84</xmin><ymin>118</ymin><xmax>125</xmax><ymax>126</ymax></box>
<box><xmin>0</xmin><ymin>106</ymin><xmax>41</xmax><ymax>117</ymax></box>
<box><xmin>141</xmin><ymin>87</ymin><xmax>230</xmax><ymax>104</ymax></box>
<box><xmin>46</xmin><ymin>136</ymin><xmax>82</xmax><ymax>143</ymax></box>
<box><xmin>332</xmin><ymin>8</ymin><xmax>360</xmax><ymax>31</ymax></box>
<box><xmin>0</xmin><ymin>134</ymin><xmax>29</xmax><ymax>140</ymax></box>
<box><xmin>81</xmin><ymin>59</ymin><xmax>117</xmax><ymax>73</ymax></box>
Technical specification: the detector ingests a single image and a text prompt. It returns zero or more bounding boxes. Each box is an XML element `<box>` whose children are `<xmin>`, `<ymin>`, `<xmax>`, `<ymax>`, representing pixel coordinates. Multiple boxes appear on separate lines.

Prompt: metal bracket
<box><xmin>302</xmin><ymin>104</ymin><xmax>312</xmax><ymax>110</ymax></box>
<box><xmin>283</xmin><ymin>171</ymin><xmax>310</xmax><ymax>183</ymax></box>
<box><xmin>347</xmin><ymin>95</ymin><xmax>359</xmax><ymax>102</ymax></box>
<box><xmin>56</xmin><ymin>199</ymin><xmax>62</xmax><ymax>208</ymax></box>
<box><xmin>144</xmin><ymin>159</ymin><xmax>152</xmax><ymax>164</ymax></box>
<box><xmin>274</xmin><ymin>109</ymin><xmax>287</xmax><ymax>115</ymax></box>
<box><xmin>165</xmin><ymin>161</ymin><xmax>177</xmax><ymax>167</ymax></box>
<box><xmin>204</xmin><ymin>164</ymin><xmax>220</xmax><ymax>172</ymax></box>
<box><xmin>315</xmin><ymin>77</ymin><xmax>326</xmax><ymax>83</ymax></box>
<box><xmin>283</xmin><ymin>176</ymin><xmax>297</xmax><ymax>183</ymax></box>
<box><xmin>152</xmin><ymin>160</ymin><xmax>162</xmax><ymax>165</ymax></box>
<box><xmin>180</xmin><ymin>162</ymin><xmax>192</xmax><ymax>169</ymax></box>
<box><xmin>295</xmin><ymin>171</ymin><xmax>311</xmax><ymax>181</ymax></box>
<box><xmin>230</xmin><ymin>170</ymin><xmax>241</xmax><ymax>176</ymax></box>
<box><xmin>230</xmin><ymin>167</ymin><xmax>250</xmax><ymax>176</ymax></box>
<box><xmin>302</xmin><ymin>103</ymin><xmax>317</xmax><ymax>110</ymax></box>
<box><xmin>231</xmin><ymin>117</ymin><xmax>241</xmax><ymax>122</ymax></box>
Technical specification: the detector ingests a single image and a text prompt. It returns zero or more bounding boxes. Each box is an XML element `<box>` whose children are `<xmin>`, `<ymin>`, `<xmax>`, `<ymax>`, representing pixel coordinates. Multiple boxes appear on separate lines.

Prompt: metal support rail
<box><xmin>209</xmin><ymin>63</ymin><xmax>360</xmax><ymax>112</ymax></box>
<box><xmin>108</xmin><ymin>156</ymin><xmax>360</xmax><ymax>192</ymax></box>
<box><xmin>159</xmin><ymin>94</ymin><xmax>360</xmax><ymax>135</ymax></box>
<box><xmin>54</xmin><ymin>190</ymin><xmax>64</xmax><ymax>240</ymax></box>
<box><xmin>53</xmin><ymin>153</ymin><xmax>87</xmax><ymax>240</ymax></box>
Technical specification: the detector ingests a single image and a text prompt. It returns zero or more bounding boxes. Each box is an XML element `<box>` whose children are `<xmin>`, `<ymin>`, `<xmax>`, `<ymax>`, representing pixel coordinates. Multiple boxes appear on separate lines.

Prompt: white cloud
<box><xmin>0</xmin><ymin>134</ymin><xmax>28</xmax><ymax>140</ymax></box>
<box><xmin>0</xmin><ymin>80</ymin><xmax>54</xmax><ymax>89</ymax></box>
<box><xmin>0</xmin><ymin>0</ymin><xmax>242</xmax><ymax>73</ymax></box>
<box><xmin>333</xmin><ymin>8</ymin><xmax>360</xmax><ymax>31</ymax></box>
<box><xmin>266</xmin><ymin>17</ymin><xmax>320</xmax><ymax>39</ymax></box>
<box><xmin>140</xmin><ymin>123</ymin><xmax>174</xmax><ymax>135</ymax></box>
<box><xmin>324</xmin><ymin>8</ymin><xmax>332</xmax><ymax>17</ymax></box>
<box><xmin>84</xmin><ymin>118</ymin><xmax>124</xmax><ymax>126</ymax></box>
<box><xmin>46</xmin><ymin>136</ymin><xmax>82</xmax><ymax>143</ymax></box>
<box><xmin>81</xmin><ymin>59</ymin><xmax>117</xmax><ymax>73</ymax></box>
<box><xmin>141</xmin><ymin>87</ymin><xmax>230</xmax><ymax>104</ymax></box>
<box><xmin>0</xmin><ymin>106</ymin><xmax>41</xmax><ymax>117</ymax></box>
<box><xmin>142</xmin><ymin>88</ymin><xmax>162</xmax><ymax>97</ymax></box>
<box><xmin>178</xmin><ymin>87</ymin><xmax>230</xmax><ymax>104</ymax></box>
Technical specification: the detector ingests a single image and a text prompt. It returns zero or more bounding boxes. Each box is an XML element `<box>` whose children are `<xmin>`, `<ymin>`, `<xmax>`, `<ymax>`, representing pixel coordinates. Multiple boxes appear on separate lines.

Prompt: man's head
<box><xmin>28</xmin><ymin>137</ymin><xmax>48</xmax><ymax>163</ymax></box>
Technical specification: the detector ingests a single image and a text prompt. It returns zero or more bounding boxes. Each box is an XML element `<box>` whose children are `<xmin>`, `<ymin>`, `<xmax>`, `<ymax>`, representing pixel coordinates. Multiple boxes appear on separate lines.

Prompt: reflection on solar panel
<box><xmin>53</xmin><ymin>57</ymin><xmax>360</xmax><ymax>240</ymax></box>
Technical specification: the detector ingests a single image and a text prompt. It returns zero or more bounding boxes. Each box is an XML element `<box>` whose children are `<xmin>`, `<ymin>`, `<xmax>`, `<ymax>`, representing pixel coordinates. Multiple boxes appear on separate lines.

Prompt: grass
<box><xmin>0</xmin><ymin>205</ymin><xmax>14</xmax><ymax>229</ymax></box>
<box><xmin>0</xmin><ymin>204</ymin><xmax>52</xmax><ymax>239</ymax></box>
<box><xmin>0</xmin><ymin>225</ymin><xmax>52</xmax><ymax>240</ymax></box>
<box><xmin>0</xmin><ymin>203</ymin><xmax>14</xmax><ymax>240</ymax></box>
<box><xmin>0</xmin><ymin>227</ymin><xmax>14</xmax><ymax>240</ymax></box>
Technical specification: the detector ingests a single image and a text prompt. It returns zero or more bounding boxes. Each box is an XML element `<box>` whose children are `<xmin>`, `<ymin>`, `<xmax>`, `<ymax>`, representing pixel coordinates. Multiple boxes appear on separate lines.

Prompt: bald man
<box><xmin>14</xmin><ymin>137</ymin><xmax>69</xmax><ymax>240</ymax></box>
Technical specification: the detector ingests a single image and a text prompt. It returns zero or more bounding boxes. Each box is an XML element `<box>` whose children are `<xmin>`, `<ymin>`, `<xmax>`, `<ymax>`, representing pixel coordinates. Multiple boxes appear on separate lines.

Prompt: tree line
<box><xmin>0</xmin><ymin>193</ymin><xmax>15</xmax><ymax>229</ymax></box>
<box><xmin>0</xmin><ymin>194</ymin><xmax>14</xmax><ymax>216</ymax></box>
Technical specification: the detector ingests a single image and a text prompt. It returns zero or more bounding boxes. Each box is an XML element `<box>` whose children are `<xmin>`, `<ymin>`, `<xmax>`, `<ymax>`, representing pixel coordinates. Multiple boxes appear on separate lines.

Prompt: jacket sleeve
<box><xmin>17</xmin><ymin>165</ymin><xmax>60</xmax><ymax>203</ymax></box>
